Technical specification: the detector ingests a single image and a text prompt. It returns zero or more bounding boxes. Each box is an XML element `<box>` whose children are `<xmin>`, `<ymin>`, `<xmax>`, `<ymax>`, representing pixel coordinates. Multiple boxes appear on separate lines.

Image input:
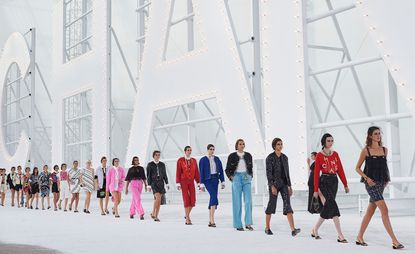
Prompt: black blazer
<box><xmin>146</xmin><ymin>161</ymin><xmax>169</xmax><ymax>186</ymax></box>
<box><xmin>225</xmin><ymin>152</ymin><xmax>253</xmax><ymax>179</ymax></box>
<box><xmin>265</xmin><ymin>152</ymin><xmax>291</xmax><ymax>188</ymax></box>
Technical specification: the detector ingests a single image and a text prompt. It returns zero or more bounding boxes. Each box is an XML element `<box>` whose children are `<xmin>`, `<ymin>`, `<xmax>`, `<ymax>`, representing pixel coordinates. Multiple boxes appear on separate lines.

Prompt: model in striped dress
<box><xmin>68</xmin><ymin>160</ymin><xmax>82</xmax><ymax>213</ymax></box>
<box><xmin>81</xmin><ymin>160</ymin><xmax>95</xmax><ymax>214</ymax></box>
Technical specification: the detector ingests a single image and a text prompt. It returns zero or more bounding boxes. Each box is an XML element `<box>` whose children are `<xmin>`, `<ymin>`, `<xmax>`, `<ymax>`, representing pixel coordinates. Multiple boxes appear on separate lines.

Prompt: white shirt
<box><xmin>236</xmin><ymin>151</ymin><xmax>247</xmax><ymax>173</ymax></box>
<box><xmin>209</xmin><ymin>156</ymin><xmax>217</xmax><ymax>174</ymax></box>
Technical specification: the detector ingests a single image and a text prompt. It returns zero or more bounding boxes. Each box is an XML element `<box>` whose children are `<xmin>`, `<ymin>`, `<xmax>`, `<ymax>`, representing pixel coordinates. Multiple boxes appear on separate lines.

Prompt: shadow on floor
<box><xmin>0</xmin><ymin>242</ymin><xmax>62</xmax><ymax>254</ymax></box>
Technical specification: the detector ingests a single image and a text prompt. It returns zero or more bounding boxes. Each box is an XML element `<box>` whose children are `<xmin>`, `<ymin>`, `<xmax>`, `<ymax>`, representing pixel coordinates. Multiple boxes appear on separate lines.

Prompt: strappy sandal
<box><xmin>311</xmin><ymin>230</ymin><xmax>322</xmax><ymax>239</ymax></box>
<box><xmin>355</xmin><ymin>239</ymin><xmax>368</xmax><ymax>246</ymax></box>
<box><xmin>337</xmin><ymin>238</ymin><xmax>348</xmax><ymax>243</ymax></box>
<box><xmin>392</xmin><ymin>243</ymin><xmax>404</xmax><ymax>249</ymax></box>
<box><xmin>208</xmin><ymin>222</ymin><xmax>216</xmax><ymax>227</ymax></box>
<box><xmin>154</xmin><ymin>218</ymin><xmax>160</xmax><ymax>222</ymax></box>
<box><xmin>245</xmin><ymin>225</ymin><xmax>254</xmax><ymax>231</ymax></box>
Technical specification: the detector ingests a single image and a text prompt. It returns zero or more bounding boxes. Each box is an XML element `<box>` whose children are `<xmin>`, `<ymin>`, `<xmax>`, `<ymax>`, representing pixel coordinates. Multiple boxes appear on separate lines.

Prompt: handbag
<box><xmin>311</xmin><ymin>196</ymin><xmax>321</xmax><ymax>213</ymax></box>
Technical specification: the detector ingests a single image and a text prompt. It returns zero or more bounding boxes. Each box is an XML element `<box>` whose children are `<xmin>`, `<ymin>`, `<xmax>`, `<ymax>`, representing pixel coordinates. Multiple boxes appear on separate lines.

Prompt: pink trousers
<box><xmin>130</xmin><ymin>180</ymin><xmax>144</xmax><ymax>216</ymax></box>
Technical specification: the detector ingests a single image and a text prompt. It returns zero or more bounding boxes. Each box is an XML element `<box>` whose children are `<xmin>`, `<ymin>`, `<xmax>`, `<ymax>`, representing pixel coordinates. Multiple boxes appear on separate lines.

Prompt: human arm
<box><xmin>336</xmin><ymin>152</ymin><xmax>349</xmax><ymax>193</ymax></box>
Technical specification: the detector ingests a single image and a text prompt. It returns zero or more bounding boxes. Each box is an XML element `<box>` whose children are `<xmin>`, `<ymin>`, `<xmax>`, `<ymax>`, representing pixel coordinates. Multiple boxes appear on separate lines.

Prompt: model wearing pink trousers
<box><xmin>125</xmin><ymin>156</ymin><xmax>148</xmax><ymax>220</ymax></box>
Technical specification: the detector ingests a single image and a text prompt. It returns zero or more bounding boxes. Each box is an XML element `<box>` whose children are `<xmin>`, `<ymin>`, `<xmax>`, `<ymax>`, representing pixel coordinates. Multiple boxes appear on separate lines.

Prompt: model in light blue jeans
<box><xmin>232</xmin><ymin>172</ymin><xmax>253</xmax><ymax>228</ymax></box>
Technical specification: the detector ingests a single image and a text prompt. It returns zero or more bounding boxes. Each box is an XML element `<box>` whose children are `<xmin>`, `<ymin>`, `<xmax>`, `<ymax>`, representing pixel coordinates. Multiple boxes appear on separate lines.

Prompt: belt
<box><xmin>321</xmin><ymin>173</ymin><xmax>336</xmax><ymax>176</ymax></box>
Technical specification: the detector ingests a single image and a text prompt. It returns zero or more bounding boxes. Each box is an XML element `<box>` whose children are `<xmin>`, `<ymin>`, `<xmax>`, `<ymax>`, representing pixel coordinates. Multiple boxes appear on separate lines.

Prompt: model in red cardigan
<box><xmin>313</xmin><ymin>151</ymin><xmax>348</xmax><ymax>192</ymax></box>
<box><xmin>176</xmin><ymin>146</ymin><xmax>201</xmax><ymax>225</ymax></box>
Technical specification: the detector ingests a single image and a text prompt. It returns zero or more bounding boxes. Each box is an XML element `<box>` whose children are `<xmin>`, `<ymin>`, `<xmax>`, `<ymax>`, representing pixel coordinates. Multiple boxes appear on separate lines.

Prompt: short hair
<box><xmin>321</xmin><ymin>133</ymin><xmax>333</xmax><ymax>149</ymax></box>
<box><xmin>112</xmin><ymin>158</ymin><xmax>119</xmax><ymax>166</ymax></box>
<box><xmin>25</xmin><ymin>167</ymin><xmax>31</xmax><ymax>172</ymax></box>
<box><xmin>131</xmin><ymin>156</ymin><xmax>139</xmax><ymax>165</ymax></box>
<box><xmin>11</xmin><ymin>166</ymin><xmax>16</xmax><ymax>170</ymax></box>
<box><xmin>61</xmin><ymin>163</ymin><xmax>67</xmax><ymax>168</ymax></box>
<box><xmin>234</xmin><ymin>139</ymin><xmax>245</xmax><ymax>150</ymax></box>
<box><xmin>207</xmin><ymin>144</ymin><xmax>215</xmax><ymax>150</ymax></box>
<box><xmin>152</xmin><ymin>150</ymin><xmax>161</xmax><ymax>158</ymax></box>
<box><xmin>271</xmin><ymin>138</ymin><xmax>283</xmax><ymax>150</ymax></box>
<box><xmin>184</xmin><ymin>146</ymin><xmax>191</xmax><ymax>152</ymax></box>
<box><xmin>53</xmin><ymin>165</ymin><xmax>59</xmax><ymax>170</ymax></box>
<box><xmin>73</xmin><ymin>160</ymin><xmax>78</xmax><ymax>164</ymax></box>
<box><xmin>101</xmin><ymin>156</ymin><xmax>107</xmax><ymax>162</ymax></box>
<box><xmin>311</xmin><ymin>152</ymin><xmax>317</xmax><ymax>156</ymax></box>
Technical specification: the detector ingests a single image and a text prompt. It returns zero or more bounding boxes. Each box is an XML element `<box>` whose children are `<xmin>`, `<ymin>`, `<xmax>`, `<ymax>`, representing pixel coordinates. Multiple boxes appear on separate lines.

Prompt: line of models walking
<box><xmin>0</xmin><ymin>126</ymin><xmax>404</xmax><ymax>250</ymax></box>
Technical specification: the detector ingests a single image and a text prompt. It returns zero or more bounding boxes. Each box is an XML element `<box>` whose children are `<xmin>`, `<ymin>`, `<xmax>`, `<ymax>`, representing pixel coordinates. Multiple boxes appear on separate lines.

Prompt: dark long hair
<box><xmin>366</xmin><ymin>126</ymin><xmax>382</xmax><ymax>147</ymax></box>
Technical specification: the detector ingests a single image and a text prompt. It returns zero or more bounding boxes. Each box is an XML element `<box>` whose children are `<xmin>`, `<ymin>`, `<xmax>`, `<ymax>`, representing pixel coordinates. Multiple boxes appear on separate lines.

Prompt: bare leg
<box><xmin>105</xmin><ymin>192</ymin><xmax>110</xmax><ymax>212</ymax></box>
<box><xmin>74</xmin><ymin>193</ymin><xmax>79</xmax><ymax>211</ymax></box>
<box><xmin>313</xmin><ymin>217</ymin><xmax>325</xmax><ymax>236</ymax></box>
<box><xmin>210</xmin><ymin>206</ymin><xmax>216</xmax><ymax>224</ymax></box>
<box><xmin>11</xmin><ymin>189</ymin><xmax>15</xmax><ymax>206</ymax></box>
<box><xmin>46</xmin><ymin>194</ymin><xmax>50</xmax><ymax>208</ymax></box>
<box><xmin>35</xmin><ymin>194</ymin><xmax>39</xmax><ymax>208</ymax></box>
<box><xmin>376</xmin><ymin>200</ymin><xmax>401</xmax><ymax>245</ymax></box>
<box><xmin>16</xmin><ymin>191</ymin><xmax>21</xmax><ymax>207</ymax></box>
<box><xmin>63</xmin><ymin>198</ymin><xmax>68</xmax><ymax>210</ymax></box>
<box><xmin>287</xmin><ymin>213</ymin><xmax>296</xmax><ymax>231</ymax></box>
<box><xmin>69</xmin><ymin>194</ymin><xmax>75</xmax><ymax>210</ymax></box>
<box><xmin>85</xmin><ymin>192</ymin><xmax>91</xmax><ymax>210</ymax></box>
<box><xmin>357</xmin><ymin>202</ymin><xmax>377</xmax><ymax>241</ymax></box>
<box><xmin>41</xmin><ymin>196</ymin><xmax>45</xmax><ymax>209</ymax></box>
<box><xmin>333</xmin><ymin>216</ymin><xmax>345</xmax><ymax>240</ymax></box>
<box><xmin>99</xmin><ymin>198</ymin><xmax>104</xmax><ymax>213</ymax></box>
<box><xmin>265</xmin><ymin>214</ymin><xmax>272</xmax><ymax>230</ymax></box>
<box><xmin>155</xmin><ymin>193</ymin><xmax>162</xmax><ymax>218</ymax></box>
<box><xmin>185</xmin><ymin>207</ymin><xmax>191</xmax><ymax>223</ymax></box>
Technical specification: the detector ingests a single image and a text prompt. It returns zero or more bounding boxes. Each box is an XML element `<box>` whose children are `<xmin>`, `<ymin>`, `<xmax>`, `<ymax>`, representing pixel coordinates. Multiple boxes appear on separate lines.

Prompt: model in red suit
<box><xmin>176</xmin><ymin>146</ymin><xmax>202</xmax><ymax>225</ymax></box>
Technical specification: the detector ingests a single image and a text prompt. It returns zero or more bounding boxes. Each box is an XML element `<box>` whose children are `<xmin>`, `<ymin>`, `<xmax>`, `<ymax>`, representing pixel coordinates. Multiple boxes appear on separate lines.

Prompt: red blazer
<box><xmin>176</xmin><ymin>157</ymin><xmax>200</xmax><ymax>183</ymax></box>
<box><xmin>313</xmin><ymin>151</ymin><xmax>348</xmax><ymax>192</ymax></box>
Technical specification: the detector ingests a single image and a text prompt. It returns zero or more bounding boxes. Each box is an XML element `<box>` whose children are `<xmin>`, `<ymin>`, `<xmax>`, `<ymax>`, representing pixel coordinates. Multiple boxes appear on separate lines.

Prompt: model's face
<box><xmin>237</xmin><ymin>141</ymin><xmax>245</xmax><ymax>151</ymax></box>
<box><xmin>25</xmin><ymin>168</ymin><xmax>30</xmax><ymax>174</ymax></box>
<box><xmin>133</xmin><ymin>157</ymin><xmax>139</xmax><ymax>166</ymax></box>
<box><xmin>153</xmin><ymin>153</ymin><xmax>160</xmax><ymax>161</ymax></box>
<box><xmin>370</xmin><ymin>129</ymin><xmax>382</xmax><ymax>143</ymax></box>
<box><xmin>325</xmin><ymin>137</ymin><xmax>334</xmax><ymax>149</ymax></box>
<box><xmin>185</xmin><ymin>148</ymin><xmax>192</xmax><ymax>157</ymax></box>
<box><xmin>54</xmin><ymin>167</ymin><xmax>59</xmax><ymax>172</ymax></box>
<box><xmin>73</xmin><ymin>161</ymin><xmax>78</xmax><ymax>168</ymax></box>
<box><xmin>17</xmin><ymin>169</ymin><xmax>22</xmax><ymax>174</ymax></box>
<box><xmin>62</xmin><ymin>165</ymin><xmax>67</xmax><ymax>171</ymax></box>
<box><xmin>275</xmin><ymin>141</ymin><xmax>283</xmax><ymax>152</ymax></box>
<box><xmin>114</xmin><ymin>160</ymin><xmax>119</xmax><ymax>167</ymax></box>
<box><xmin>208</xmin><ymin>146</ymin><xmax>215</xmax><ymax>156</ymax></box>
<box><xmin>86</xmin><ymin>162</ymin><xmax>92</xmax><ymax>168</ymax></box>
<box><xmin>43</xmin><ymin>166</ymin><xmax>48</xmax><ymax>172</ymax></box>
<box><xmin>311</xmin><ymin>154</ymin><xmax>316</xmax><ymax>161</ymax></box>
<box><xmin>102</xmin><ymin>159</ymin><xmax>107</xmax><ymax>166</ymax></box>
<box><xmin>11</xmin><ymin>168</ymin><xmax>15</xmax><ymax>172</ymax></box>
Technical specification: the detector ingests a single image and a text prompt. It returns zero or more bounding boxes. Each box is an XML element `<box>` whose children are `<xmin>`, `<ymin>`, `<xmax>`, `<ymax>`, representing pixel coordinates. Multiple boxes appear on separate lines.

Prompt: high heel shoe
<box><xmin>355</xmin><ymin>239</ymin><xmax>368</xmax><ymax>246</ymax></box>
<box><xmin>392</xmin><ymin>243</ymin><xmax>404</xmax><ymax>249</ymax></box>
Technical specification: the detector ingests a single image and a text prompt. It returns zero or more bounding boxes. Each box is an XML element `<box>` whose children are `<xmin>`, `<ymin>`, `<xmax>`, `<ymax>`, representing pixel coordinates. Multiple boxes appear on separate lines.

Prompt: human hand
<box><xmin>366</xmin><ymin>178</ymin><xmax>376</xmax><ymax>187</ymax></box>
<box><xmin>345</xmin><ymin>186</ymin><xmax>350</xmax><ymax>193</ymax></box>
<box><xmin>271</xmin><ymin>185</ymin><xmax>278</xmax><ymax>196</ymax></box>
<box><xmin>221</xmin><ymin>182</ymin><xmax>225</xmax><ymax>189</ymax></box>
<box><xmin>313</xmin><ymin>192</ymin><xmax>319</xmax><ymax>198</ymax></box>
<box><xmin>288</xmin><ymin>187</ymin><xmax>293</xmax><ymax>197</ymax></box>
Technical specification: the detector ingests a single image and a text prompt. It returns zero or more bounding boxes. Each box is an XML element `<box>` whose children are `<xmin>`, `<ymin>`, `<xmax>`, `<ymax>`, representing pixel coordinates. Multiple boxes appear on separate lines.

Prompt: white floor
<box><xmin>0</xmin><ymin>193</ymin><xmax>414</xmax><ymax>254</ymax></box>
